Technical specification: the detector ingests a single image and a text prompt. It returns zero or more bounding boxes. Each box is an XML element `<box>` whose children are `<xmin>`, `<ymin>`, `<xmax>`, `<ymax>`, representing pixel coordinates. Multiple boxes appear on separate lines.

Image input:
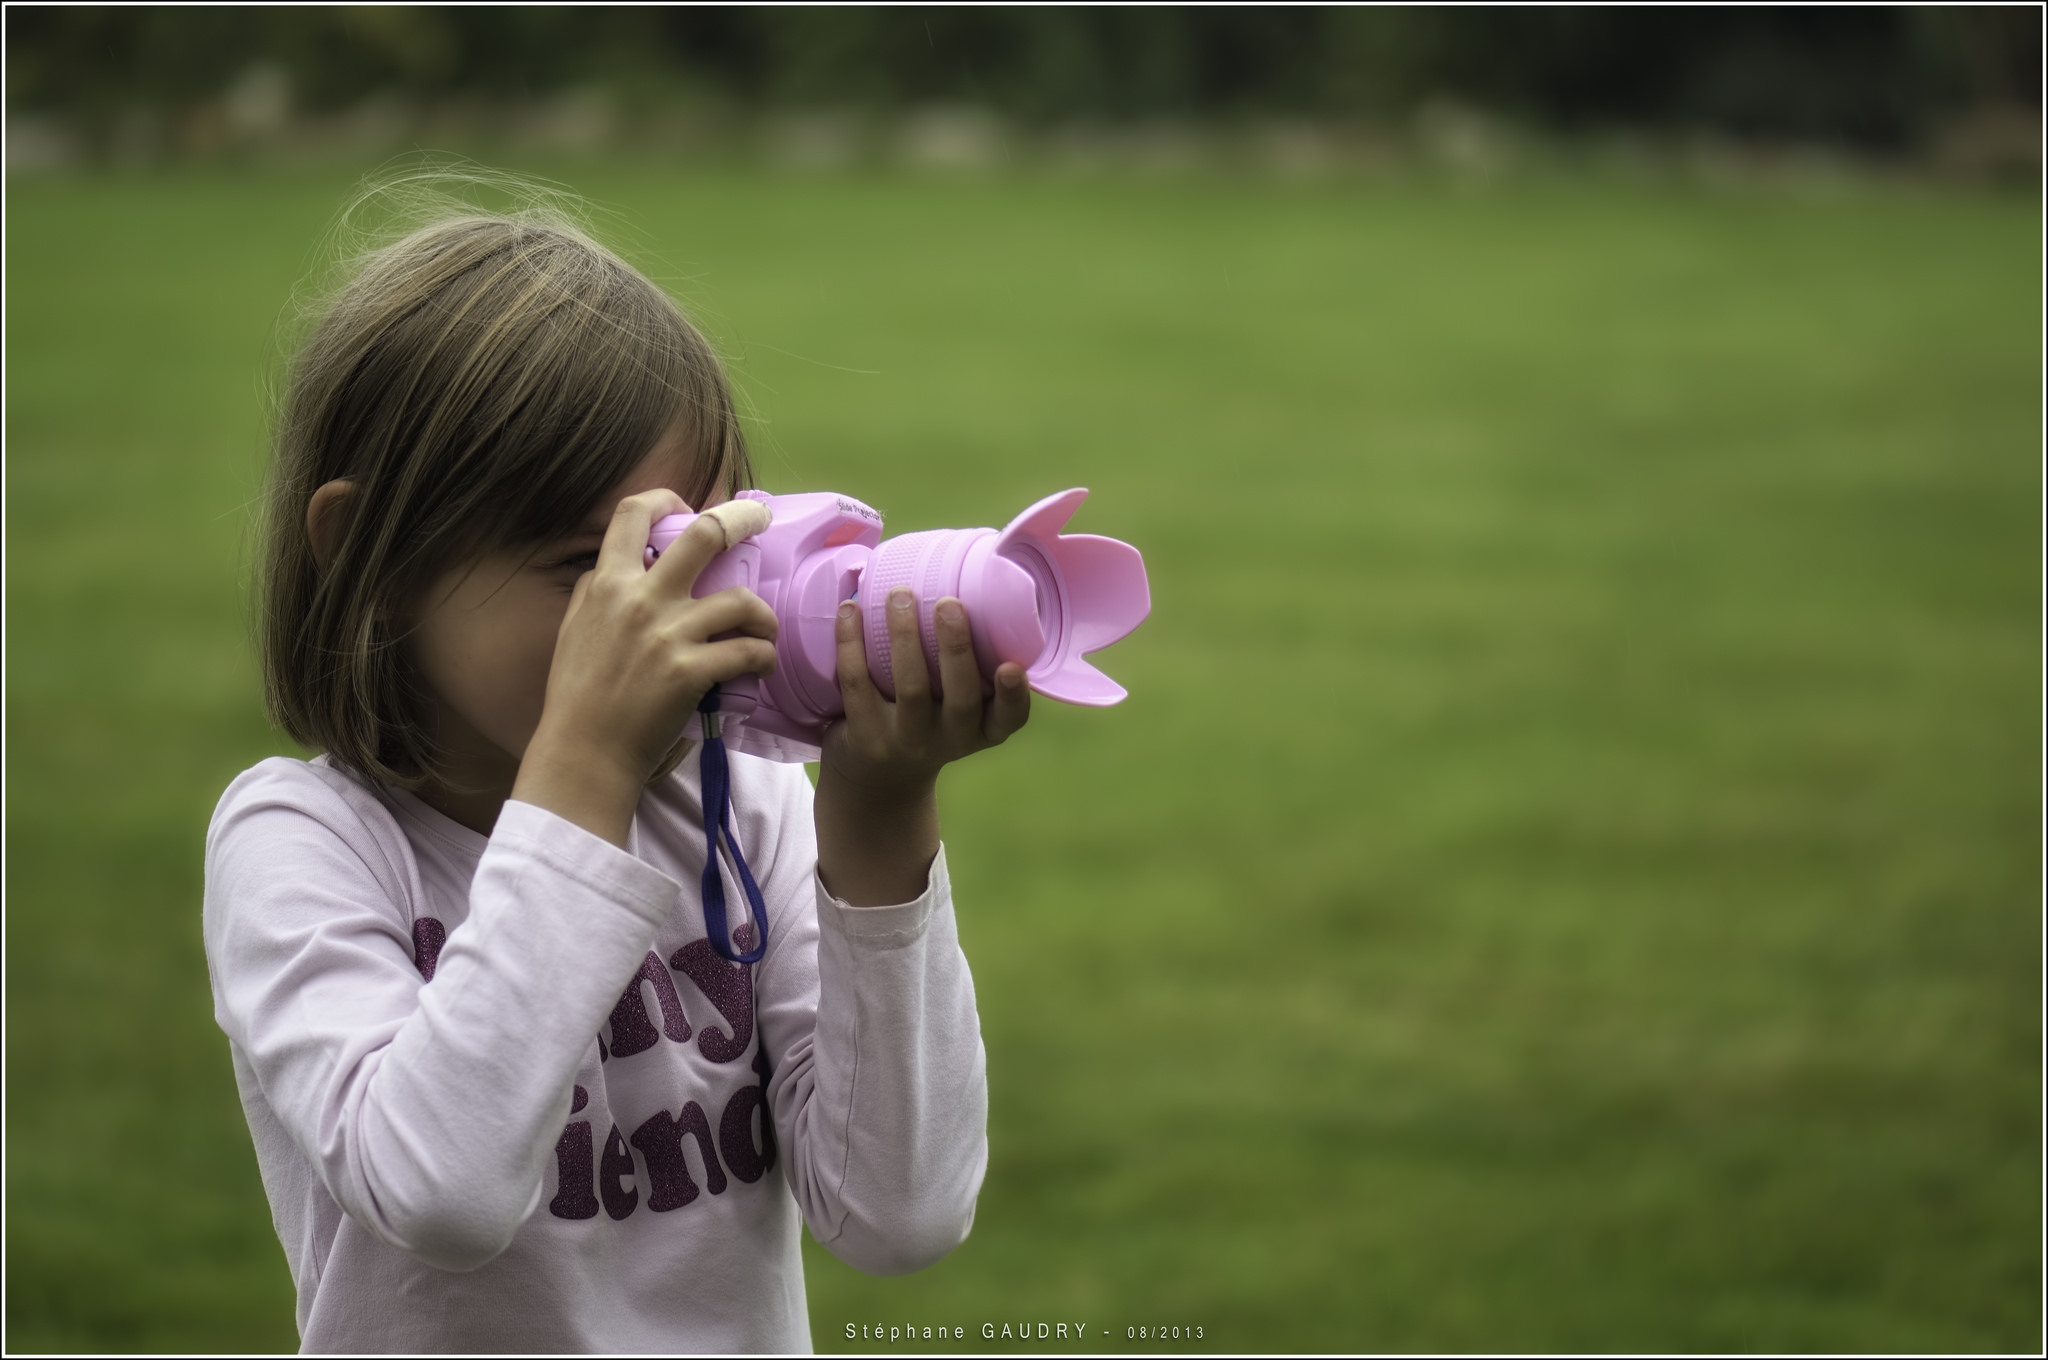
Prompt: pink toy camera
<box><xmin>647</xmin><ymin>488</ymin><xmax>1150</xmax><ymax>762</ymax></box>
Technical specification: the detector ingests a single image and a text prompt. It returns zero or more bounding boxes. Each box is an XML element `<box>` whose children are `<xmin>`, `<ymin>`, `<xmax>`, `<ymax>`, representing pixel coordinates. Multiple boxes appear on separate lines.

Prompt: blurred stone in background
<box><xmin>4</xmin><ymin>5</ymin><xmax>2039</xmax><ymax>181</ymax></box>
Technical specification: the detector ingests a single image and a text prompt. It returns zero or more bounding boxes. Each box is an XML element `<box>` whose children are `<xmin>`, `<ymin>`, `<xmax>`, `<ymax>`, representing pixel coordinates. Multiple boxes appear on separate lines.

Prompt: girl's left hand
<box><xmin>822</xmin><ymin>587</ymin><xmax>1031</xmax><ymax>798</ymax></box>
<box><xmin>812</xmin><ymin>586</ymin><xmax>1029</xmax><ymax>906</ymax></box>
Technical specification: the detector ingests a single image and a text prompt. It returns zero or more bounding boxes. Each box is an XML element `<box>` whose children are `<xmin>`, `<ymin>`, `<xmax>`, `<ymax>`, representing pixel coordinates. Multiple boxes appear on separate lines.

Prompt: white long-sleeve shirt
<box><xmin>202</xmin><ymin>752</ymin><xmax>988</xmax><ymax>1354</ymax></box>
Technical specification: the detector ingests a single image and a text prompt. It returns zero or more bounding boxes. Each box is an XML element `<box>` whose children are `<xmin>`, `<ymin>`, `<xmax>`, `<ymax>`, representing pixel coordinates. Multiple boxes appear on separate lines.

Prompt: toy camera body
<box><xmin>647</xmin><ymin>488</ymin><xmax>1150</xmax><ymax>762</ymax></box>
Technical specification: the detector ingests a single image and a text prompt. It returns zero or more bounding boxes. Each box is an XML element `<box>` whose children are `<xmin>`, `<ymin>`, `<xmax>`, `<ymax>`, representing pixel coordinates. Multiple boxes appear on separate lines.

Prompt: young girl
<box><xmin>203</xmin><ymin>184</ymin><xmax>1029</xmax><ymax>1353</ymax></box>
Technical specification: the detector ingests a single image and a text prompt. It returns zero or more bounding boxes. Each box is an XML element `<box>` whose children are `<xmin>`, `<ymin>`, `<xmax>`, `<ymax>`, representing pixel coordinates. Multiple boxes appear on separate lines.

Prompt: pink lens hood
<box><xmin>646</xmin><ymin>487</ymin><xmax>1150</xmax><ymax>762</ymax></box>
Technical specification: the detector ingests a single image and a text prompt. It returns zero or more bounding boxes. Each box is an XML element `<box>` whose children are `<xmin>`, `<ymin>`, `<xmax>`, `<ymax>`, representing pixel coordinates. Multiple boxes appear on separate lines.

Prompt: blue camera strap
<box><xmin>697</xmin><ymin>685</ymin><xmax>769</xmax><ymax>964</ymax></box>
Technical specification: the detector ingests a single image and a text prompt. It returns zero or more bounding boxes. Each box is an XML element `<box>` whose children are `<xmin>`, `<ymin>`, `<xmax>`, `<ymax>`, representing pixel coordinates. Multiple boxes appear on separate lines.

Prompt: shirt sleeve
<box><xmin>204</xmin><ymin>770</ymin><xmax>680</xmax><ymax>1272</ymax></box>
<box><xmin>743</xmin><ymin>766</ymin><xmax>990</xmax><ymax>1276</ymax></box>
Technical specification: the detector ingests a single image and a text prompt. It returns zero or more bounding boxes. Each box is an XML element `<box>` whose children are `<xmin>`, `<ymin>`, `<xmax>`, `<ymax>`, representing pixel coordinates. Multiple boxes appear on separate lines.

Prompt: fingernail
<box><xmin>936</xmin><ymin>599</ymin><xmax>963</xmax><ymax>625</ymax></box>
<box><xmin>890</xmin><ymin>588</ymin><xmax>914</xmax><ymax>613</ymax></box>
<box><xmin>838</xmin><ymin>601</ymin><xmax>857</xmax><ymax>627</ymax></box>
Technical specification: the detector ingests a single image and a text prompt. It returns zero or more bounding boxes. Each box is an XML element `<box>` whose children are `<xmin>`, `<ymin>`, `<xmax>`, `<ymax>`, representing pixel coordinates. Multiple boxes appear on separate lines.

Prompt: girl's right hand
<box><xmin>512</xmin><ymin>489</ymin><xmax>778</xmax><ymax>847</ymax></box>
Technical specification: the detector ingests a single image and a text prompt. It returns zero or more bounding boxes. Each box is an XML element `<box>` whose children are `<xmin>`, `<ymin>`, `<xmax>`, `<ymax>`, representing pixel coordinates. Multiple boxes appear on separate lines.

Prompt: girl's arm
<box><xmin>746</xmin><ymin>580</ymin><xmax>1029</xmax><ymax>1271</ymax></box>
<box><xmin>734</xmin><ymin>760</ymin><xmax>989</xmax><ymax>1275</ymax></box>
<box><xmin>204</xmin><ymin>760</ymin><xmax>678</xmax><ymax>1272</ymax></box>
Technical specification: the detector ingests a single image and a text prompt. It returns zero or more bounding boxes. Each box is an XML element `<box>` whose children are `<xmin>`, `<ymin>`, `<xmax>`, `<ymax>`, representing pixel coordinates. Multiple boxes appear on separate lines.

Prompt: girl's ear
<box><xmin>306</xmin><ymin>479</ymin><xmax>356</xmax><ymax>576</ymax></box>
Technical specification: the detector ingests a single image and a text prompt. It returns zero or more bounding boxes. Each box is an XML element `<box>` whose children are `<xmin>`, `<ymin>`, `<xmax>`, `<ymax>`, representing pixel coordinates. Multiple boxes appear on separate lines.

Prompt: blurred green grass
<box><xmin>4</xmin><ymin>163</ymin><xmax>2038</xmax><ymax>1353</ymax></box>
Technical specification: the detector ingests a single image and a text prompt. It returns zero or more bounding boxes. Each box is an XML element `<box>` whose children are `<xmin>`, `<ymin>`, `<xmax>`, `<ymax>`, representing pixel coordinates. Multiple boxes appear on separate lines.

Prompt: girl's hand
<box><xmin>514</xmin><ymin>490</ymin><xmax>778</xmax><ymax>846</ymax></box>
<box><xmin>814</xmin><ymin>587</ymin><xmax>1030</xmax><ymax>905</ymax></box>
<box><xmin>824</xmin><ymin>588</ymin><xmax>1032</xmax><ymax>796</ymax></box>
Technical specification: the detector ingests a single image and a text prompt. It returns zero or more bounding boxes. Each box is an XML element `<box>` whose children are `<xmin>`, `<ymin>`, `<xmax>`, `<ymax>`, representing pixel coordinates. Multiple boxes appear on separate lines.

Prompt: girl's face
<box><xmin>407</xmin><ymin>426</ymin><xmax>724</xmax><ymax>803</ymax></box>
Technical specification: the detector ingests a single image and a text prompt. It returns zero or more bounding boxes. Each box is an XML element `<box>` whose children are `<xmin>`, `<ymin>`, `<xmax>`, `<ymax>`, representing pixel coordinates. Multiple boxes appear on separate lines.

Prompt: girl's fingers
<box><xmin>701</xmin><ymin>634</ymin><xmax>779</xmax><ymax>682</ymax></box>
<box><xmin>983</xmin><ymin>664</ymin><xmax>1031</xmax><ymax>744</ymax></box>
<box><xmin>932</xmin><ymin>597</ymin><xmax>985</xmax><ymax>731</ymax></box>
<box><xmin>885</xmin><ymin>588</ymin><xmax>932</xmax><ymax>706</ymax></box>
<box><xmin>681</xmin><ymin>587</ymin><xmax>779</xmax><ymax>645</ymax></box>
<box><xmin>645</xmin><ymin>510</ymin><xmax>733</xmax><ymax>596</ymax></box>
<box><xmin>598</xmin><ymin>489</ymin><xmax>687</xmax><ymax>577</ymax></box>
<box><xmin>834</xmin><ymin>600</ymin><xmax>887</xmax><ymax>729</ymax></box>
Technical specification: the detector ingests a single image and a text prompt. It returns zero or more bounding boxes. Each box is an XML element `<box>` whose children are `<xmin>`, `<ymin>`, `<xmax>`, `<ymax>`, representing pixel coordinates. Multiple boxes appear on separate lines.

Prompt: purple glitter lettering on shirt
<box><xmin>411</xmin><ymin>917</ymin><xmax>446</xmax><ymax>982</ymax></box>
<box><xmin>548</xmin><ymin>1120</ymin><xmax>598</xmax><ymax>1220</ymax></box>
<box><xmin>670</xmin><ymin>938</ymin><xmax>753</xmax><ymax>1063</ymax></box>
<box><xmin>600</xmin><ymin>1123</ymin><xmax>638</xmax><ymax>1220</ymax></box>
<box><xmin>720</xmin><ymin>1046</ymin><xmax>777</xmax><ymax>1183</ymax></box>
<box><xmin>606</xmin><ymin>951</ymin><xmax>693</xmax><ymax>1058</ymax></box>
<box><xmin>629</xmin><ymin>1101</ymin><xmax>727</xmax><ymax>1211</ymax></box>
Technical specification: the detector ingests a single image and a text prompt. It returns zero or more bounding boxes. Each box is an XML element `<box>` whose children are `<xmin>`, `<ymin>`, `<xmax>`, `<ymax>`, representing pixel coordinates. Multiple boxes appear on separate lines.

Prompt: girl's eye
<box><xmin>549</xmin><ymin>551</ymin><xmax>600</xmax><ymax>575</ymax></box>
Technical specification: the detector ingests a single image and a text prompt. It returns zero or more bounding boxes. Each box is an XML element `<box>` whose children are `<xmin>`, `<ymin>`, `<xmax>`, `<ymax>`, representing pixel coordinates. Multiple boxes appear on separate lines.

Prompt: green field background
<box><xmin>5</xmin><ymin>163</ymin><xmax>2039</xmax><ymax>1353</ymax></box>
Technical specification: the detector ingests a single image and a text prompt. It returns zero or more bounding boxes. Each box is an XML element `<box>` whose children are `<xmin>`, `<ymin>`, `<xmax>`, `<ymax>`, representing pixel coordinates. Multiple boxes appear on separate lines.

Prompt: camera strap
<box><xmin>696</xmin><ymin>685</ymin><xmax>769</xmax><ymax>964</ymax></box>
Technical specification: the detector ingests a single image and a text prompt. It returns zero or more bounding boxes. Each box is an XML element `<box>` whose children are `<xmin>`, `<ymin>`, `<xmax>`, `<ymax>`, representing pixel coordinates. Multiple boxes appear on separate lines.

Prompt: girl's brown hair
<box><xmin>261</xmin><ymin>171</ymin><xmax>750</xmax><ymax>788</ymax></box>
